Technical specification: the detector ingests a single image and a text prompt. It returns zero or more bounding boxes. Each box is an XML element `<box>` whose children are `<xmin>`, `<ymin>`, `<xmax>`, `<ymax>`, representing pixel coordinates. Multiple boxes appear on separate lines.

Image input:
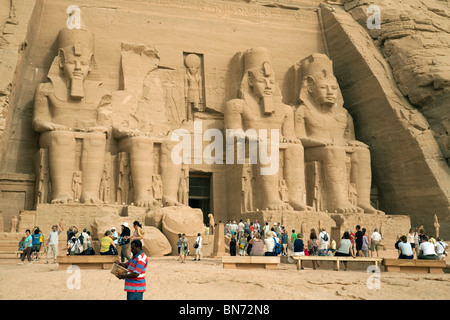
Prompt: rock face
<box><xmin>321</xmin><ymin>1</ymin><xmax>450</xmax><ymax>236</ymax></box>
<box><xmin>345</xmin><ymin>0</ymin><xmax>450</xmax><ymax>164</ymax></box>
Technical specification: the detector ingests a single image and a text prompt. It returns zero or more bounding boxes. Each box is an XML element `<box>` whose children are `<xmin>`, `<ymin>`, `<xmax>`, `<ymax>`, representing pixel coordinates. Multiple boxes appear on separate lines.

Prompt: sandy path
<box><xmin>1</xmin><ymin>257</ymin><xmax>449</xmax><ymax>300</ymax></box>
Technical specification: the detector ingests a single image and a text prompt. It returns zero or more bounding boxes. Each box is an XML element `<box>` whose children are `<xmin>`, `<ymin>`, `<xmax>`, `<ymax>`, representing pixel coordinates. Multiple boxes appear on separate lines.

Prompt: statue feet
<box><xmin>289</xmin><ymin>200</ymin><xmax>314</xmax><ymax>212</ymax></box>
<box><xmin>81</xmin><ymin>192</ymin><xmax>104</xmax><ymax>204</ymax></box>
<box><xmin>357</xmin><ymin>203</ymin><xmax>384</xmax><ymax>215</ymax></box>
<box><xmin>135</xmin><ymin>197</ymin><xmax>159</xmax><ymax>208</ymax></box>
<box><xmin>263</xmin><ymin>200</ymin><xmax>293</xmax><ymax>211</ymax></box>
<box><xmin>331</xmin><ymin>203</ymin><xmax>364</xmax><ymax>214</ymax></box>
<box><xmin>51</xmin><ymin>193</ymin><xmax>73</xmax><ymax>204</ymax></box>
<box><xmin>162</xmin><ymin>196</ymin><xmax>185</xmax><ymax>207</ymax></box>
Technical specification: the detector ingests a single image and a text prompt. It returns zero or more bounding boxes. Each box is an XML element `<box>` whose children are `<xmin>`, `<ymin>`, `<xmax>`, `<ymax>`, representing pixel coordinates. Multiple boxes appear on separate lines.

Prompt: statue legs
<box><xmin>80</xmin><ymin>132</ymin><xmax>106</xmax><ymax>204</ymax></box>
<box><xmin>118</xmin><ymin>136</ymin><xmax>157</xmax><ymax>207</ymax></box>
<box><xmin>350</xmin><ymin>147</ymin><xmax>380</xmax><ymax>214</ymax></box>
<box><xmin>160</xmin><ymin>140</ymin><xmax>184</xmax><ymax>206</ymax></box>
<box><xmin>305</xmin><ymin>146</ymin><xmax>363</xmax><ymax>213</ymax></box>
<box><xmin>40</xmin><ymin>131</ymin><xmax>106</xmax><ymax>204</ymax></box>
<box><xmin>284</xmin><ymin>143</ymin><xmax>312</xmax><ymax>211</ymax></box>
<box><xmin>40</xmin><ymin>131</ymin><xmax>75</xmax><ymax>204</ymax></box>
<box><xmin>256</xmin><ymin>140</ymin><xmax>292</xmax><ymax>211</ymax></box>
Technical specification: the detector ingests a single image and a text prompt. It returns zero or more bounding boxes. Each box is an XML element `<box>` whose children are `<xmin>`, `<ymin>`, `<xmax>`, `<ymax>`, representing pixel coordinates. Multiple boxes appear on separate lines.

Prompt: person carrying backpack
<box><xmin>319</xmin><ymin>228</ymin><xmax>329</xmax><ymax>252</ymax></box>
<box><xmin>273</xmin><ymin>236</ymin><xmax>282</xmax><ymax>256</ymax></box>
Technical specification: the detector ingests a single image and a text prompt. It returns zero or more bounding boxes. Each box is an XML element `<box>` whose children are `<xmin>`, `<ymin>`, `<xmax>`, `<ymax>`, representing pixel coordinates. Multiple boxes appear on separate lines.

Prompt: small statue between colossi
<box><xmin>184</xmin><ymin>53</ymin><xmax>203</xmax><ymax>121</ymax></box>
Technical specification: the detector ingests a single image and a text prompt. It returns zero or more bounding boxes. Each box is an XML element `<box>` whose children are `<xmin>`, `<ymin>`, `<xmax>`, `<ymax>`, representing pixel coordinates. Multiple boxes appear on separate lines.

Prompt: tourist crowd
<box><xmin>223</xmin><ymin>220</ymin><xmax>448</xmax><ymax>267</ymax></box>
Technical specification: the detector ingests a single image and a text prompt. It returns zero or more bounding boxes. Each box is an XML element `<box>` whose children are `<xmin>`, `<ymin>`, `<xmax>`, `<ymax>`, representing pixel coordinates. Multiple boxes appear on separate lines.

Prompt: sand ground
<box><xmin>1</xmin><ymin>256</ymin><xmax>450</xmax><ymax>300</ymax></box>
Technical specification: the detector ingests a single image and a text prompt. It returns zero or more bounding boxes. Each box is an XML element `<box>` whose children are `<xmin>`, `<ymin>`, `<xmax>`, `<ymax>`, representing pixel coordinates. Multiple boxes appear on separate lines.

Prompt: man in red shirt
<box><xmin>115</xmin><ymin>240</ymin><xmax>148</xmax><ymax>300</ymax></box>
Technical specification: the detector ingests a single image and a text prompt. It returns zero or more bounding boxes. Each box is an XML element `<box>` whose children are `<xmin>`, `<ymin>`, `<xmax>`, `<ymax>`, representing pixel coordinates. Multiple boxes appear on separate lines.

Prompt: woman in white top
<box><xmin>264</xmin><ymin>230</ymin><xmax>276</xmax><ymax>256</ymax></box>
<box><xmin>398</xmin><ymin>235</ymin><xmax>414</xmax><ymax>259</ymax></box>
<box><xmin>407</xmin><ymin>228</ymin><xmax>416</xmax><ymax>256</ymax></box>
<box><xmin>335</xmin><ymin>231</ymin><xmax>355</xmax><ymax>271</ymax></box>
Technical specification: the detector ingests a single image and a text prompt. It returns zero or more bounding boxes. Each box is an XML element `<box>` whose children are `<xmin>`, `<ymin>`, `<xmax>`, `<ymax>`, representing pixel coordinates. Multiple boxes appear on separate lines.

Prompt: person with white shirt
<box><xmin>194</xmin><ymin>233</ymin><xmax>202</xmax><ymax>261</ymax></box>
<box><xmin>319</xmin><ymin>228</ymin><xmax>330</xmax><ymax>250</ymax></box>
<box><xmin>111</xmin><ymin>227</ymin><xmax>119</xmax><ymax>246</ymax></box>
<box><xmin>45</xmin><ymin>223</ymin><xmax>63</xmax><ymax>264</ymax></box>
<box><xmin>238</xmin><ymin>220</ymin><xmax>245</xmax><ymax>239</ymax></box>
<box><xmin>418</xmin><ymin>236</ymin><xmax>438</xmax><ymax>260</ymax></box>
<box><xmin>397</xmin><ymin>235</ymin><xmax>414</xmax><ymax>259</ymax></box>
<box><xmin>435</xmin><ymin>238</ymin><xmax>448</xmax><ymax>260</ymax></box>
<box><xmin>370</xmin><ymin>228</ymin><xmax>382</xmax><ymax>257</ymax></box>
<box><xmin>264</xmin><ymin>230</ymin><xmax>276</xmax><ymax>256</ymax></box>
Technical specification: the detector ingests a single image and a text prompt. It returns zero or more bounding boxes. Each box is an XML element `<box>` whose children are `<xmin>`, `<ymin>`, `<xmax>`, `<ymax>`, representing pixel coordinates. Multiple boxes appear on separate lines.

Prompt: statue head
<box><xmin>57</xmin><ymin>28</ymin><xmax>95</xmax><ymax>99</ymax></box>
<box><xmin>299</xmin><ymin>53</ymin><xmax>339</xmax><ymax>109</ymax></box>
<box><xmin>185</xmin><ymin>54</ymin><xmax>201</xmax><ymax>76</ymax></box>
<box><xmin>239</xmin><ymin>47</ymin><xmax>281</xmax><ymax>114</ymax></box>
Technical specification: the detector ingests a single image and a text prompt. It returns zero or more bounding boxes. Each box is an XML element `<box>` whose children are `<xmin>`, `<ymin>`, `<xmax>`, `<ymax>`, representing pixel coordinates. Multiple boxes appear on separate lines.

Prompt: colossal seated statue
<box><xmin>110</xmin><ymin>43</ymin><xmax>186</xmax><ymax>208</ymax></box>
<box><xmin>295</xmin><ymin>53</ymin><xmax>381</xmax><ymax>214</ymax></box>
<box><xmin>224</xmin><ymin>47</ymin><xmax>310</xmax><ymax>211</ymax></box>
<box><xmin>32</xmin><ymin>26</ymin><xmax>110</xmax><ymax>204</ymax></box>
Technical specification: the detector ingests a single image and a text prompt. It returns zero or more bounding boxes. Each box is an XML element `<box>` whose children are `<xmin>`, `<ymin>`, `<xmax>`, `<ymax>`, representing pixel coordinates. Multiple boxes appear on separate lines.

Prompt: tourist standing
<box><xmin>45</xmin><ymin>224</ymin><xmax>62</xmax><ymax>264</ymax></box>
<box><xmin>246</xmin><ymin>233</ymin><xmax>253</xmax><ymax>256</ymax></box>
<box><xmin>370</xmin><ymin>228</ymin><xmax>382</xmax><ymax>257</ymax></box>
<box><xmin>244</xmin><ymin>219</ymin><xmax>251</xmax><ymax>236</ymax></box>
<box><xmin>120</xmin><ymin>222</ymin><xmax>131</xmax><ymax>262</ymax></box>
<box><xmin>111</xmin><ymin>227</ymin><xmax>119</xmax><ymax>246</ymax></box>
<box><xmin>31</xmin><ymin>227</ymin><xmax>42</xmax><ymax>261</ymax></box>
<box><xmin>262</xmin><ymin>222</ymin><xmax>270</xmax><ymax>238</ymax></box>
<box><xmin>230</xmin><ymin>234</ymin><xmax>237</xmax><ymax>256</ymax></box>
<box><xmin>308</xmin><ymin>229</ymin><xmax>319</xmax><ymax>269</ymax></box>
<box><xmin>131</xmin><ymin>221</ymin><xmax>145</xmax><ymax>248</ymax></box>
<box><xmin>115</xmin><ymin>239</ymin><xmax>148</xmax><ymax>300</ymax></box>
<box><xmin>19</xmin><ymin>229</ymin><xmax>33</xmax><ymax>265</ymax></box>
<box><xmin>407</xmin><ymin>228</ymin><xmax>416</xmax><ymax>258</ymax></box>
<box><xmin>354</xmin><ymin>225</ymin><xmax>364</xmax><ymax>257</ymax></box>
<box><xmin>290</xmin><ymin>229</ymin><xmax>297</xmax><ymax>251</ymax></box>
<box><xmin>81</xmin><ymin>228</ymin><xmax>89</xmax><ymax>252</ymax></box>
<box><xmin>361</xmin><ymin>228</ymin><xmax>369</xmax><ymax>257</ymax></box>
<box><xmin>194</xmin><ymin>233</ymin><xmax>202</xmax><ymax>261</ymax></box>
<box><xmin>238</xmin><ymin>219</ymin><xmax>245</xmax><ymax>240</ymax></box>
<box><xmin>179</xmin><ymin>234</ymin><xmax>189</xmax><ymax>263</ymax></box>
<box><xmin>264</xmin><ymin>230</ymin><xmax>276</xmax><ymax>256</ymax></box>
<box><xmin>238</xmin><ymin>233</ymin><xmax>247</xmax><ymax>256</ymax></box>
<box><xmin>319</xmin><ymin>228</ymin><xmax>330</xmax><ymax>251</ymax></box>
<box><xmin>281</xmin><ymin>228</ymin><xmax>289</xmax><ymax>256</ymax></box>
<box><xmin>292</xmin><ymin>233</ymin><xmax>305</xmax><ymax>269</ymax></box>
<box><xmin>253</xmin><ymin>220</ymin><xmax>261</xmax><ymax>236</ymax></box>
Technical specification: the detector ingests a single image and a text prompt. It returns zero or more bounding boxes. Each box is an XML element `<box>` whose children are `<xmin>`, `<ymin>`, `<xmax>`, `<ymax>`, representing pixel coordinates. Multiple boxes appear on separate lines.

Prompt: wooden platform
<box><xmin>222</xmin><ymin>256</ymin><xmax>280</xmax><ymax>270</ymax></box>
<box><xmin>57</xmin><ymin>255</ymin><xmax>118</xmax><ymax>270</ymax></box>
<box><xmin>290</xmin><ymin>255</ymin><xmax>383</xmax><ymax>271</ymax></box>
<box><xmin>383</xmin><ymin>258</ymin><xmax>446</xmax><ymax>274</ymax></box>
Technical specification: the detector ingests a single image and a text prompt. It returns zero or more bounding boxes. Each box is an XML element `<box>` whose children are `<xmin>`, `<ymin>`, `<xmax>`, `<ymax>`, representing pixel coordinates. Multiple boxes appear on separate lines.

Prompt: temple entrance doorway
<box><xmin>188</xmin><ymin>173</ymin><xmax>211</xmax><ymax>224</ymax></box>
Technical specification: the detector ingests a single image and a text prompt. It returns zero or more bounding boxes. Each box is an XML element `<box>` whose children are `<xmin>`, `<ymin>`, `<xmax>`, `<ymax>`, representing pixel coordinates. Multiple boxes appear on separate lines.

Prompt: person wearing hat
<box><xmin>111</xmin><ymin>227</ymin><xmax>119</xmax><ymax>246</ymax></box>
<box><xmin>120</xmin><ymin>222</ymin><xmax>131</xmax><ymax>262</ymax></box>
<box><xmin>81</xmin><ymin>228</ymin><xmax>89</xmax><ymax>251</ymax></box>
